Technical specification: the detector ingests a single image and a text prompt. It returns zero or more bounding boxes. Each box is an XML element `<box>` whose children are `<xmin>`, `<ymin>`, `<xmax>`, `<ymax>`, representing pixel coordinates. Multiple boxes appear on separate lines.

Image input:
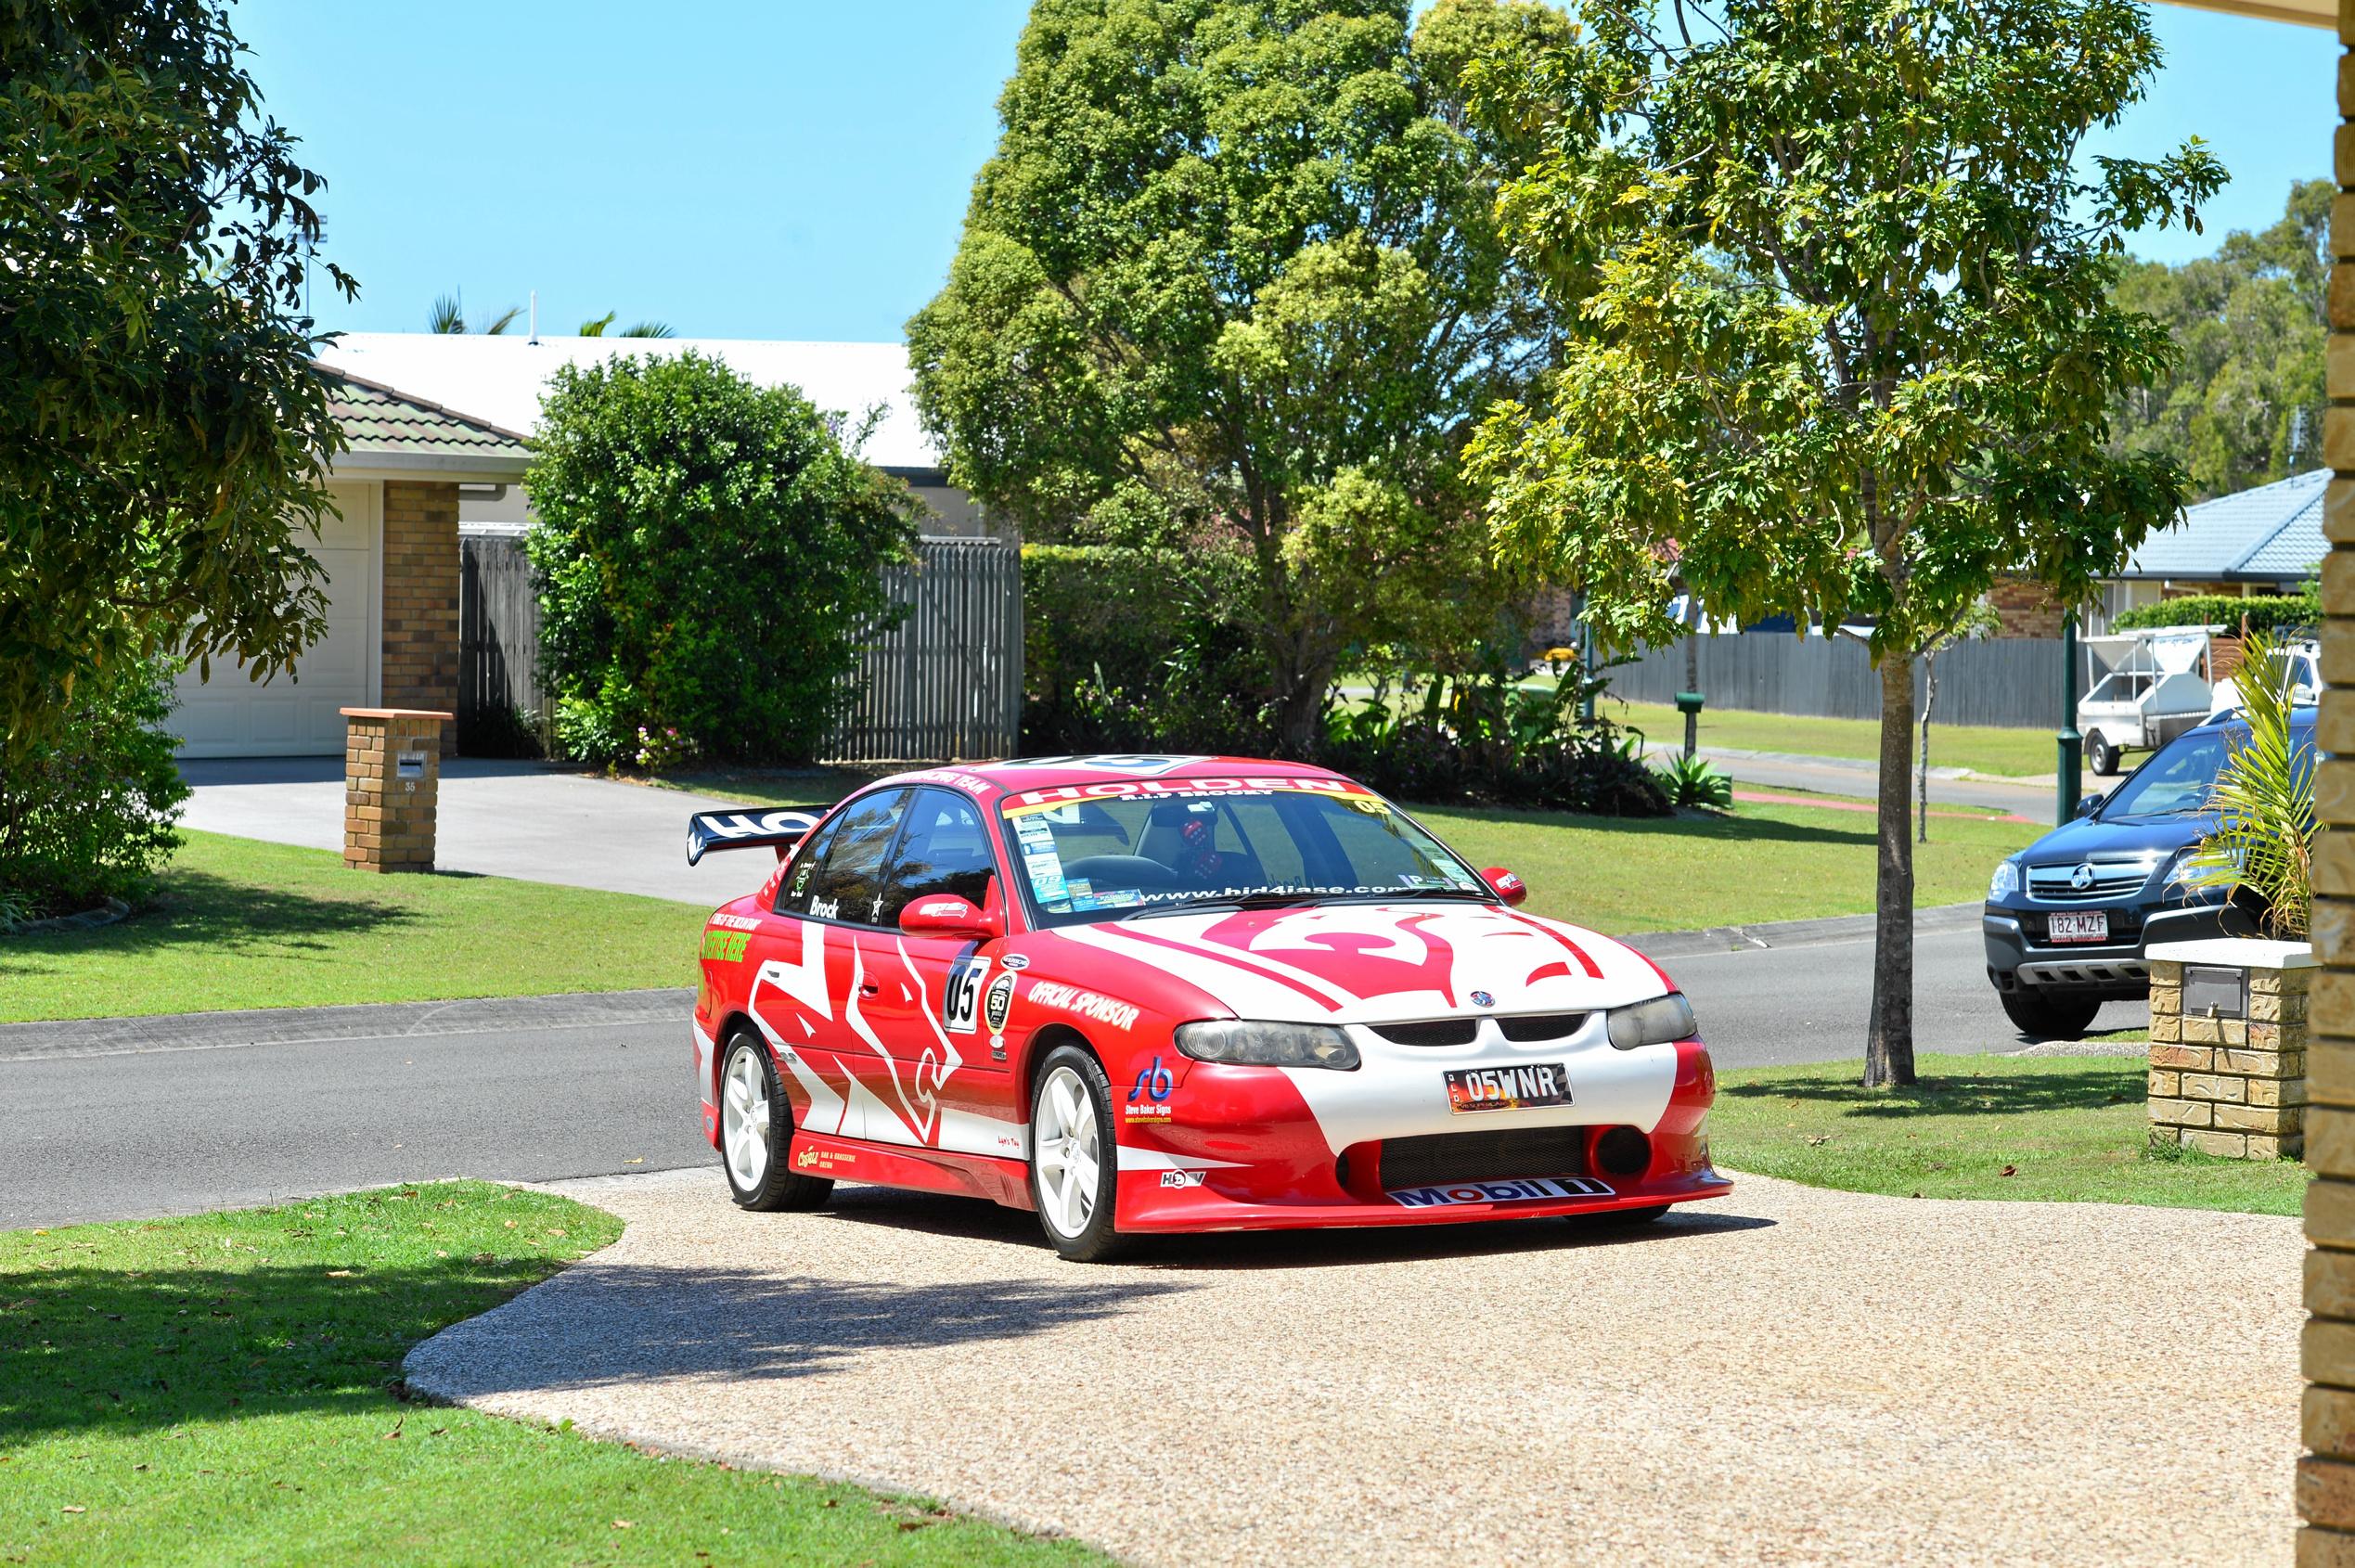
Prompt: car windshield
<box><xmin>2101</xmin><ymin>721</ymin><xmax>2315</xmax><ymax>819</ymax></box>
<box><xmin>998</xmin><ymin>777</ymin><xmax>1488</xmax><ymax>925</ymax></box>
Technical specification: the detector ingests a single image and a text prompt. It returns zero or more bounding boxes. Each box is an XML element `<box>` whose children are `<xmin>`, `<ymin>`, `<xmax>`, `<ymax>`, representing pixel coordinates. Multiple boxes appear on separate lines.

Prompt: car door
<box><xmin>861</xmin><ymin>786</ymin><xmax>1023</xmax><ymax>1162</ymax></box>
<box><xmin>743</xmin><ymin>787</ymin><xmax>911</xmax><ymax>1150</ymax></box>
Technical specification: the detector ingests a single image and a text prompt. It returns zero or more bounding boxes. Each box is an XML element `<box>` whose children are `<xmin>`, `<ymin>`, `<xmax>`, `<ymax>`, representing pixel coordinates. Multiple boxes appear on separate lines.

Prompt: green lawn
<box><xmin>1413</xmin><ymin>799</ymin><xmax>2034</xmax><ymax>932</ymax></box>
<box><xmin>1606</xmin><ymin>698</ymin><xmax>2063</xmax><ymax>780</ymax></box>
<box><xmin>0</xmin><ymin>831</ymin><xmax>708</xmax><ymax>1024</ymax></box>
<box><xmin>0</xmin><ymin>1183</ymin><xmax>1104</xmax><ymax>1568</ymax></box>
<box><xmin>1709</xmin><ymin>1052</ymin><xmax>2306</xmax><ymax>1215</ymax></box>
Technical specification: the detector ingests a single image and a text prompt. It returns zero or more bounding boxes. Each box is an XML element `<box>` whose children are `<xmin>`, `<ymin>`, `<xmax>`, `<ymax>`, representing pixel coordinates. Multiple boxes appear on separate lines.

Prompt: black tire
<box><xmin>2086</xmin><ymin>732</ymin><xmax>2119</xmax><ymax>778</ymax></box>
<box><xmin>1999</xmin><ymin>986</ymin><xmax>2101</xmax><ymax>1042</ymax></box>
<box><xmin>1027</xmin><ymin>1044</ymin><xmax>1130</xmax><ymax>1263</ymax></box>
<box><xmin>717</xmin><ymin>1032</ymin><xmax>833</xmax><ymax>1213</ymax></box>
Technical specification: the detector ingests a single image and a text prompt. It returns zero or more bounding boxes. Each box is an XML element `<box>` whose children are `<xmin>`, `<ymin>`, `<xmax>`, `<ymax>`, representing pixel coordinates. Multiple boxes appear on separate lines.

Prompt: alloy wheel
<box><xmin>721</xmin><ymin>1044</ymin><xmax>772</xmax><ymax>1190</ymax></box>
<box><xmin>1033</xmin><ymin>1063</ymin><xmax>1102</xmax><ymax>1239</ymax></box>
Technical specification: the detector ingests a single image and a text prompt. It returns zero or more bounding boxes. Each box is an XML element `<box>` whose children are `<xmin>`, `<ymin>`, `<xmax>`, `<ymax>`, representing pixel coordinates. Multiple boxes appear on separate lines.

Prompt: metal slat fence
<box><xmin>1605</xmin><ymin>633</ymin><xmax>2065</xmax><ymax>729</ymax></box>
<box><xmin>457</xmin><ymin>533</ymin><xmax>1022</xmax><ymax>764</ymax></box>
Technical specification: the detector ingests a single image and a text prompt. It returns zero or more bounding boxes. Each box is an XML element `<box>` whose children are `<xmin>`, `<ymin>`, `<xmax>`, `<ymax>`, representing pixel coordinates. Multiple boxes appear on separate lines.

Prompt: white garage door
<box><xmin>174</xmin><ymin>481</ymin><xmax>379</xmax><ymax>758</ymax></box>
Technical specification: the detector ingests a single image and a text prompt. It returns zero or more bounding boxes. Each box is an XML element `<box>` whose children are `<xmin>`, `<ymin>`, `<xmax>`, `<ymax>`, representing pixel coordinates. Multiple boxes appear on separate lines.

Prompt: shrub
<box><xmin>2180</xmin><ymin>629</ymin><xmax>2317</xmax><ymax>938</ymax></box>
<box><xmin>525</xmin><ymin>353</ymin><xmax>919</xmax><ymax>768</ymax></box>
<box><xmin>1020</xmin><ymin>543</ymin><xmax>1272</xmax><ymax>754</ymax></box>
<box><xmin>0</xmin><ymin>657</ymin><xmax>189</xmax><ymax>924</ymax></box>
<box><xmin>1653</xmin><ymin>752</ymin><xmax>1735</xmax><ymax>809</ymax></box>
<box><xmin>2112</xmin><ymin>586</ymin><xmax>2317</xmax><ymax>636</ymax></box>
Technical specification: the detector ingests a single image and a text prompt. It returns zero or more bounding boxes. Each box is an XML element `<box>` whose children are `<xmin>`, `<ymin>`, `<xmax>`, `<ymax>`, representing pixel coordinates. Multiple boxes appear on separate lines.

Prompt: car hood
<box><xmin>1047</xmin><ymin>901</ymin><xmax>1669</xmax><ymax>1026</ymax></box>
<box><xmin>2014</xmin><ymin>811</ymin><xmax>2211</xmax><ymax>868</ymax></box>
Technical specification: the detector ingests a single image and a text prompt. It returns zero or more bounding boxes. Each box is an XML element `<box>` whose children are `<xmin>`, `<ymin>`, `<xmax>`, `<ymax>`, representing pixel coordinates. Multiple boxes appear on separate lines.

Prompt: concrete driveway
<box><xmin>178</xmin><ymin>758</ymin><xmax>804</xmax><ymax>905</ymax></box>
<box><xmin>407</xmin><ymin>1167</ymin><xmax>2297</xmax><ymax>1567</ymax></box>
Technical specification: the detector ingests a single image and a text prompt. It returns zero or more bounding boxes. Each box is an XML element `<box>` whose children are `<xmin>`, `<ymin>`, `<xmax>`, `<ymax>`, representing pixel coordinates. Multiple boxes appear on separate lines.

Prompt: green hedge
<box><xmin>2111</xmin><ymin>589</ymin><xmax>2317</xmax><ymax>635</ymax></box>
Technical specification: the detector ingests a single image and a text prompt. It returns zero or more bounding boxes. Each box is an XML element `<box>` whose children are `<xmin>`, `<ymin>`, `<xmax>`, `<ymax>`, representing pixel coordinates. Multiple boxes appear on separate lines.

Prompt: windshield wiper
<box><xmin>1127</xmin><ymin>892</ymin><xmax>1321</xmax><ymax>919</ymax></box>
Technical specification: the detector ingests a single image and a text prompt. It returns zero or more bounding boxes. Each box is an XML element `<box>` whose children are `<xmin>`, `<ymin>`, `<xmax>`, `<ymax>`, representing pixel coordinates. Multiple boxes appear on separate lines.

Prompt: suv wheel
<box><xmin>2000</xmin><ymin>986</ymin><xmax>2101</xmax><ymax>1041</ymax></box>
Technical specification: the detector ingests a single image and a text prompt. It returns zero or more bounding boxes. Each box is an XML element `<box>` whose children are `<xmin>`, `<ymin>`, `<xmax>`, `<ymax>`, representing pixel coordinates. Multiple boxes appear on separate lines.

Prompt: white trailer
<box><xmin>2077</xmin><ymin>627</ymin><xmax>2221</xmax><ymax>778</ymax></box>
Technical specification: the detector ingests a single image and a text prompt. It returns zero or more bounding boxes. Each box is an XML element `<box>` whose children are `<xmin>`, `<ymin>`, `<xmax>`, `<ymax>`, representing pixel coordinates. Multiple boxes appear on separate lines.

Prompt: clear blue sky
<box><xmin>239</xmin><ymin>0</ymin><xmax>2335</xmax><ymax>345</ymax></box>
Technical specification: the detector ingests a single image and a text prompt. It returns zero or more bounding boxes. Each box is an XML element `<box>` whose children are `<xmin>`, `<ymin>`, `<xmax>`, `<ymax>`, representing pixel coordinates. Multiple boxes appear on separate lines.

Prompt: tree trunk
<box><xmin>1864</xmin><ymin>650</ymin><xmax>1918</xmax><ymax>1088</ymax></box>
<box><xmin>1274</xmin><ymin>674</ymin><xmax>1324</xmax><ymax>759</ymax></box>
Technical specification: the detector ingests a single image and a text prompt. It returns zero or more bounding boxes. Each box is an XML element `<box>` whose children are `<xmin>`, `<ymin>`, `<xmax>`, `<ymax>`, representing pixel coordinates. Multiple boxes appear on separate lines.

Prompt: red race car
<box><xmin>688</xmin><ymin>755</ymin><xmax>1729</xmax><ymax>1260</ymax></box>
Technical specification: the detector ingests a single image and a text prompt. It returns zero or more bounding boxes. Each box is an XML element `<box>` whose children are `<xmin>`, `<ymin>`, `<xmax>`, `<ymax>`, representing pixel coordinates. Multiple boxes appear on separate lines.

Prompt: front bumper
<box><xmin>1982</xmin><ymin>898</ymin><xmax>2238</xmax><ymax>996</ymax></box>
<box><xmin>1112</xmin><ymin>1035</ymin><xmax>1729</xmax><ymax>1233</ymax></box>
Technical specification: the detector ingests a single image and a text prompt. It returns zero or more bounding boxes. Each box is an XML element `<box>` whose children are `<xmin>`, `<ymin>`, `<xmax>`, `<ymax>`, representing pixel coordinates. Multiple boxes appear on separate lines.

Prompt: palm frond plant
<box><xmin>1652</xmin><ymin>752</ymin><xmax>1733</xmax><ymax>810</ymax></box>
<box><xmin>2176</xmin><ymin>630</ymin><xmax>2320</xmax><ymax>940</ymax></box>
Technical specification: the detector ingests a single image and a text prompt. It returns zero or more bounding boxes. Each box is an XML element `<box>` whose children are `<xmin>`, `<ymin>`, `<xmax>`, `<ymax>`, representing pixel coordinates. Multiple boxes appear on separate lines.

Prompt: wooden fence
<box><xmin>457</xmin><ymin>533</ymin><xmax>1023</xmax><ymax>763</ymax></box>
<box><xmin>1606</xmin><ymin>632</ymin><xmax>2066</xmax><ymax>729</ymax></box>
<box><xmin>830</xmin><ymin>537</ymin><xmax>1023</xmax><ymax>762</ymax></box>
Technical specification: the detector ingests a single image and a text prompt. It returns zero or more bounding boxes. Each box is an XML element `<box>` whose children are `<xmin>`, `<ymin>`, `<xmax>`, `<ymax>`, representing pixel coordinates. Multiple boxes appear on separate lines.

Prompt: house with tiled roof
<box><xmin>170</xmin><ymin>366</ymin><xmax>531</xmax><ymax>757</ymax></box>
<box><xmin>2091</xmin><ymin>469</ymin><xmax>2326</xmax><ymax>631</ymax></box>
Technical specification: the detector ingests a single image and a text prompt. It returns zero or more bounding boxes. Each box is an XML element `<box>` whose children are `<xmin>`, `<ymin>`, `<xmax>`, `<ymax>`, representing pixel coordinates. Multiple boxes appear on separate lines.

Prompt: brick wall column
<box><xmin>380</xmin><ymin>480</ymin><xmax>461</xmax><ymax>755</ymax></box>
<box><xmin>341</xmin><ymin>708</ymin><xmax>451</xmax><ymax>872</ymax></box>
<box><xmin>2302</xmin><ymin>7</ymin><xmax>2355</xmax><ymax>1556</ymax></box>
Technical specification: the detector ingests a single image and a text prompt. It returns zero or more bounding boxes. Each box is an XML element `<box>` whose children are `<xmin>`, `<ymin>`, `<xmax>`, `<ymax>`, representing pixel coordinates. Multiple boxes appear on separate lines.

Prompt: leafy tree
<box><xmin>2110</xmin><ymin>181</ymin><xmax>2330</xmax><ymax>501</ymax></box>
<box><xmin>0</xmin><ymin>0</ymin><xmax>354</xmax><ymax>752</ymax></box>
<box><xmin>1463</xmin><ymin>0</ymin><xmax>2221</xmax><ymax>1085</ymax></box>
<box><xmin>0</xmin><ymin>658</ymin><xmax>188</xmax><ymax>925</ymax></box>
<box><xmin>907</xmin><ymin>0</ymin><xmax>1567</xmax><ymax>752</ymax></box>
<box><xmin>524</xmin><ymin>353</ymin><xmax>918</xmax><ymax>767</ymax></box>
<box><xmin>577</xmin><ymin>311</ymin><xmax>676</xmax><ymax>339</ymax></box>
<box><xmin>427</xmin><ymin>291</ymin><xmax>522</xmax><ymax>334</ymax></box>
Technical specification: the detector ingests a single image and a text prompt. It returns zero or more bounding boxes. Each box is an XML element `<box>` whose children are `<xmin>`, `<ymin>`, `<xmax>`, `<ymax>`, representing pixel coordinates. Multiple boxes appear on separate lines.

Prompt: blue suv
<box><xmin>1981</xmin><ymin>709</ymin><xmax>2310</xmax><ymax>1039</ymax></box>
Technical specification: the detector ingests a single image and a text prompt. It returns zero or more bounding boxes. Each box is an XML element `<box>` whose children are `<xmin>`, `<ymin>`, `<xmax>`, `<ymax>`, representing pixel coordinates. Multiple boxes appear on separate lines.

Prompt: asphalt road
<box><xmin>0</xmin><ymin>916</ymin><xmax>2146</xmax><ymax>1230</ymax></box>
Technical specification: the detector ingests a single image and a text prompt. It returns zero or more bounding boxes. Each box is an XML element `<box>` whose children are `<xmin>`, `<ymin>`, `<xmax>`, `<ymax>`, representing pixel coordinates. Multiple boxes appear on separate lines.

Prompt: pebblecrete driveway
<box><xmin>406</xmin><ymin>1169</ymin><xmax>2297</xmax><ymax>1566</ymax></box>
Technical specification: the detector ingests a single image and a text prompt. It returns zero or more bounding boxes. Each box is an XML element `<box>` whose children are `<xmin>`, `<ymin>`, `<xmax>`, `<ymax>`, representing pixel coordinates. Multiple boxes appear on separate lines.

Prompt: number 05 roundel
<box><xmin>945</xmin><ymin>957</ymin><xmax>991</xmax><ymax>1034</ymax></box>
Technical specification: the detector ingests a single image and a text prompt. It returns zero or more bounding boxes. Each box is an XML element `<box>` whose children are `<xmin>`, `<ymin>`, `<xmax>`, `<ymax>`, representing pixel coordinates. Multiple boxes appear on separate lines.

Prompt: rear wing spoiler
<box><xmin>686</xmin><ymin>806</ymin><xmax>830</xmax><ymax>867</ymax></box>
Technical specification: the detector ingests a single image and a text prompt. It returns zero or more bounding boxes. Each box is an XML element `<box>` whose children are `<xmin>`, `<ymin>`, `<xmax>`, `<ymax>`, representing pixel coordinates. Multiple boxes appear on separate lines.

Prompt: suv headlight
<box><xmin>1175</xmin><ymin>1020</ymin><xmax>1360</xmax><ymax>1070</ymax></box>
<box><xmin>1988</xmin><ymin>859</ymin><xmax>2020</xmax><ymax>900</ymax></box>
<box><xmin>1605</xmin><ymin>992</ymin><xmax>1697</xmax><ymax>1050</ymax></box>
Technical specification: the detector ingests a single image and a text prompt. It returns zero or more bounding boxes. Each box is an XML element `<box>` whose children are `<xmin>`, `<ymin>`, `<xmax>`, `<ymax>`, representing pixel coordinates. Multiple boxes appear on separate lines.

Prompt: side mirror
<box><xmin>1481</xmin><ymin>867</ymin><xmax>1528</xmax><ymax>906</ymax></box>
<box><xmin>899</xmin><ymin>893</ymin><xmax>1004</xmax><ymax>941</ymax></box>
<box><xmin>2075</xmin><ymin>792</ymin><xmax>2104</xmax><ymax>820</ymax></box>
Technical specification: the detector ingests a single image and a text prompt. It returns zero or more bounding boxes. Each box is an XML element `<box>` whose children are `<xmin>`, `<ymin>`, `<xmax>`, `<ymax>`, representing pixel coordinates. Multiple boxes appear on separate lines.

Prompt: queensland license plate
<box><xmin>1445</xmin><ymin>1062</ymin><xmax>1571</xmax><ymax>1114</ymax></box>
<box><xmin>2048</xmin><ymin>911</ymin><xmax>2109</xmax><ymax>944</ymax></box>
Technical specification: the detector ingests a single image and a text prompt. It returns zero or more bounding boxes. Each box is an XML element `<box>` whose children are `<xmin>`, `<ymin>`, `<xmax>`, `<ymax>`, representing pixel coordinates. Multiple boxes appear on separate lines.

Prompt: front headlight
<box><xmin>1605</xmin><ymin>992</ymin><xmax>1697</xmax><ymax>1050</ymax></box>
<box><xmin>1175</xmin><ymin>1020</ymin><xmax>1361</xmax><ymax>1070</ymax></box>
<box><xmin>1988</xmin><ymin>859</ymin><xmax>2020</xmax><ymax>900</ymax></box>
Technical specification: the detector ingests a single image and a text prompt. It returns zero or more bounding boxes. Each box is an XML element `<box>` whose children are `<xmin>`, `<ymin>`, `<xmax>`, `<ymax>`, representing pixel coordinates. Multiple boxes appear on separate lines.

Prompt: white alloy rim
<box><xmin>722</xmin><ymin>1046</ymin><xmax>772</xmax><ymax>1190</ymax></box>
<box><xmin>1034</xmin><ymin>1064</ymin><xmax>1101</xmax><ymax>1239</ymax></box>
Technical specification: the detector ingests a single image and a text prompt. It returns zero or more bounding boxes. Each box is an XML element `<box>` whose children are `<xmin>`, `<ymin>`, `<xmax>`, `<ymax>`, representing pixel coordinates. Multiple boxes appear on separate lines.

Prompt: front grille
<box><xmin>2025</xmin><ymin>860</ymin><xmax>2156</xmax><ymax>904</ymax></box>
<box><xmin>1498</xmin><ymin>1012</ymin><xmax>1588</xmax><ymax>1043</ymax></box>
<box><xmin>1371</xmin><ymin>1019</ymin><xmax>1478</xmax><ymax>1047</ymax></box>
<box><xmin>2019</xmin><ymin>906</ymin><xmax>2145</xmax><ymax>945</ymax></box>
<box><xmin>1375</xmin><ymin>1126</ymin><xmax>1589</xmax><ymax>1190</ymax></box>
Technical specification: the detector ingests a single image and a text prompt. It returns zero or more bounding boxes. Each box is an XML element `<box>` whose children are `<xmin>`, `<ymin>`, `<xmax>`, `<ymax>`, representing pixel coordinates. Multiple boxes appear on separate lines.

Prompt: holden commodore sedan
<box><xmin>687</xmin><ymin>755</ymin><xmax>1729</xmax><ymax>1260</ymax></box>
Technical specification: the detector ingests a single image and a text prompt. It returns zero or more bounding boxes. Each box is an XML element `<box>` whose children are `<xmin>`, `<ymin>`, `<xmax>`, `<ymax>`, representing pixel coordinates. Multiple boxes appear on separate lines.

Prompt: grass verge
<box><xmin>1606</xmin><ymin>698</ymin><xmax>2064</xmax><ymax>780</ymax></box>
<box><xmin>1413</xmin><ymin>800</ymin><xmax>2035</xmax><ymax>932</ymax></box>
<box><xmin>0</xmin><ymin>830</ymin><xmax>709</xmax><ymax>1024</ymax></box>
<box><xmin>1710</xmin><ymin>1051</ymin><xmax>2304</xmax><ymax>1215</ymax></box>
<box><xmin>0</xmin><ymin>1182</ymin><xmax>1103</xmax><ymax>1567</ymax></box>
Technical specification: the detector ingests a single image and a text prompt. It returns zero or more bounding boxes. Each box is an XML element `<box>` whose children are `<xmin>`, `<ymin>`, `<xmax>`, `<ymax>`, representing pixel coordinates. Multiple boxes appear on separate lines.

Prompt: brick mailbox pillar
<box><xmin>2146</xmin><ymin>938</ymin><xmax>2312</xmax><ymax>1161</ymax></box>
<box><xmin>341</xmin><ymin>707</ymin><xmax>452</xmax><ymax>872</ymax></box>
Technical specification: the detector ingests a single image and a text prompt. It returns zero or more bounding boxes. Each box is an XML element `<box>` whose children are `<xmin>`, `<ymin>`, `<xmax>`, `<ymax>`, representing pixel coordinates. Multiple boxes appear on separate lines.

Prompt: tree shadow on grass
<box><xmin>0</xmin><ymin>868</ymin><xmax>424</xmax><ymax>972</ymax></box>
<box><xmin>2</xmin><ymin>1248</ymin><xmax>1190</xmax><ymax>1444</ymax></box>
<box><xmin>1719</xmin><ymin>1060</ymin><xmax>2143</xmax><ymax>1120</ymax></box>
